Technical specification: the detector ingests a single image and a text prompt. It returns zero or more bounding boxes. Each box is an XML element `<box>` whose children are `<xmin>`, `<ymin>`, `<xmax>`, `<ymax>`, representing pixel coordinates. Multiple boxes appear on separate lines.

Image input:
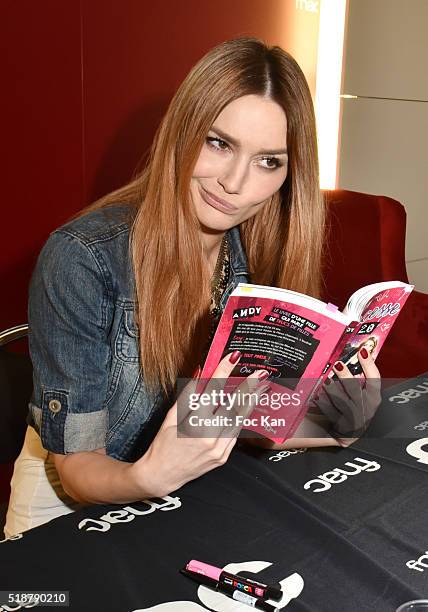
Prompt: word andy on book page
<box><xmin>199</xmin><ymin>281</ymin><xmax>413</xmax><ymax>442</ymax></box>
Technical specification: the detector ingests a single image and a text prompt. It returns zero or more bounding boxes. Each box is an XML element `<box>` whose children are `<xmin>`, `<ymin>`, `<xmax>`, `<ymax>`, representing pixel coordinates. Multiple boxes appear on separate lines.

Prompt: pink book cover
<box><xmin>326</xmin><ymin>285</ymin><xmax>414</xmax><ymax>380</ymax></box>
<box><xmin>200</xmin><ymin>292</ymin><xmax>348</xmax><ymax>442</ymax></box>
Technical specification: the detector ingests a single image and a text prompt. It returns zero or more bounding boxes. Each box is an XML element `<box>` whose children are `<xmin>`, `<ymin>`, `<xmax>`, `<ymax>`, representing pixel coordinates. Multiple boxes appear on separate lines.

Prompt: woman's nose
<box><xmin>217</xmin><ymin>157</ymin><xmax>248</xmax><ymax>194</ymax></box>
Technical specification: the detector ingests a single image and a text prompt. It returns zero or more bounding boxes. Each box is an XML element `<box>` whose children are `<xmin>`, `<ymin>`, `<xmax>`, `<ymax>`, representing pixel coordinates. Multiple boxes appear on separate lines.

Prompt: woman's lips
<box><xmin>198</xmin><ymin>186</ymin><xmax>238</xmax><ymax>214</ymax></box>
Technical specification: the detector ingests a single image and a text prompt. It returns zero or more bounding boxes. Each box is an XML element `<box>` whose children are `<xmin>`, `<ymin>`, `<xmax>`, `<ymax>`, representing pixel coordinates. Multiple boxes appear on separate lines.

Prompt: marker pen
<box><xmin>180</xmin><ymin>569</ymin><xmax>279</xmax><ymax>612</ymax></box>
<box><xmin>186</xmin><ymin>559</ymin><xmax>282</xmax><ymax>601</ymax></box>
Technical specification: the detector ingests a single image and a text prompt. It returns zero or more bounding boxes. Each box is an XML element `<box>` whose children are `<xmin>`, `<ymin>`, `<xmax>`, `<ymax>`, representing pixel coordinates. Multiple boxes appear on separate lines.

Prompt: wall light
<box><xmin>315</xmin><ymin>0</ymin><xmax>348</xmax><ymax>189</ymax></box>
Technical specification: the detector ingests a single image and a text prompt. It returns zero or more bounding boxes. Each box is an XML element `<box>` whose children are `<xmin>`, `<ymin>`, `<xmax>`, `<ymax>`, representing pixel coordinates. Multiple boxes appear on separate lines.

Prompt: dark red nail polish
<box><xmin>229</xmin><ymin>350</ymin><xmax>241</xmax><ymax>364</ymax></box>
<box><xmin>334</xmin><ymin>361</ymin><xmax>344</xmax><ymax>371</ymax></box>
<box><xmin>360</xmin><ymin>348</ymin><xmax>368</xmax><ymax>359</ymax></box>
<box><xmin>258</xmin><ymin>370</ymin><xmax>270</xmax><ymax>381</ymax></box>
<box><xmin>325</xmin><ymin>377</ymin><xmax>331</xmax><ymax>385</ymax></box>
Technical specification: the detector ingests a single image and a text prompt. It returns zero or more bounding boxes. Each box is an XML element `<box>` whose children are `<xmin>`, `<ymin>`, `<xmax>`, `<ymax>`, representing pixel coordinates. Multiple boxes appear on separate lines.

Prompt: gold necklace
<box><xmin>210</xmin><ymin>235</ymin><xmax>230</xmax><ymax>318</ymax></box>
<box><xmin>197</xmin><ymin>236</ymin><xmax>230</xmax><ymax>364</ymax></box>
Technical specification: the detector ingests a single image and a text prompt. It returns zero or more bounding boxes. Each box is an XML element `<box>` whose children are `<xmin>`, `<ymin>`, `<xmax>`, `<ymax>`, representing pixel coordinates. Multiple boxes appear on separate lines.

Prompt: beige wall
<box><xmin>338</xmin><ymin>0</ymin><xmax>428</xmax><ymax>292</ymax></box>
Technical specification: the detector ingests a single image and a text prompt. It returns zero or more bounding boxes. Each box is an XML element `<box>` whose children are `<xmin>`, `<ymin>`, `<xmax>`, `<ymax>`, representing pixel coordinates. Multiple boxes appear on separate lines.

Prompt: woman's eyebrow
<box><xmin>209</xmin><ymin>125</ymin><xmax>288</xmax><ymax>156</ymax></box>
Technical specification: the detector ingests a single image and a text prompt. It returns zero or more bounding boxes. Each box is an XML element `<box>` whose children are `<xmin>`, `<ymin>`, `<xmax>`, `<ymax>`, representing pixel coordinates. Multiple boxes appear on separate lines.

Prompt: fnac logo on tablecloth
<box><xmin>414</xmin><ymin>421</ymin><xmax>428</xmax><ymax>431</ymax></box>
<box><xmin>304</xmin><ymin>457</ymin><xmax>381</xmax><ymax>493</ymax></box>
<box><xmin>78</xmin><ymin>495</ymin><xmax>181</xmax><ymax>532</ymax></box>
<box><xmin>0</xmin><ymin>604</ymin><xmax>39</xmax><ymax>611</ymax></box>
<box><xmin>388</xmin><ymin>380</ymin><xmax>428</xmax><ymax>404</ymax></box>
<box><xmin>406</xmin><ymin>550</ymin><xmax>428</xmax><ymax>573</ymax></box>
<box><xmin>403</xmin><ymin>440</ymin><xmax>428</xmax><ymax>575</ymax></box>
<box><xmin>269</xmin><ymin>448</ymin><xmax>307</xmax><ymax>462</ymax></box>
<box><xmin>406</xmin><ymin>438</ymin><xmax>428</xmax><ymax>465</ymax></box>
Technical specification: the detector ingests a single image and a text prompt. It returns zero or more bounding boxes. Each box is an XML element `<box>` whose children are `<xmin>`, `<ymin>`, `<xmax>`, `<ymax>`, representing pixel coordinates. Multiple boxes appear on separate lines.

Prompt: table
<box><xmin>1</xmin><ymin>374</ymin><xmax>428</xmax><ymax>612</ymax></box>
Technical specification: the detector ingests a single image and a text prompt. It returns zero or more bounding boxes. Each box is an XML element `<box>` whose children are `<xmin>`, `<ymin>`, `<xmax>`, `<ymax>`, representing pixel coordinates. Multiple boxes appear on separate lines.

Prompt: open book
<box><xmin>200</xmin><ymin>281</ymin><xmax>414</xmax><ymax>442</ymax></box>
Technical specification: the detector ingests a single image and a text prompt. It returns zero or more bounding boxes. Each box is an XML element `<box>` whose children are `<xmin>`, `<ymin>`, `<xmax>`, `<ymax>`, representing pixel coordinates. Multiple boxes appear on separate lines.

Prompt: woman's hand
<box><xmin>312</xmin><ymin>348</ymin><xmax>382</xmax><ymax>447</ymax></box>
<box><xmin>131</xmin><ymin>352</ymin><xmax>269</xmax><ymax>497</ymax></box>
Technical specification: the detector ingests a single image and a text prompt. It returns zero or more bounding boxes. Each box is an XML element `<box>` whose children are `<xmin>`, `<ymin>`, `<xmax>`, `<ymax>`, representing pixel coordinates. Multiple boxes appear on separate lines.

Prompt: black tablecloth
<box><xmin>1</xmin><ymin>374</ymin><xmax>428</xmax><ymax>612</ymax></box>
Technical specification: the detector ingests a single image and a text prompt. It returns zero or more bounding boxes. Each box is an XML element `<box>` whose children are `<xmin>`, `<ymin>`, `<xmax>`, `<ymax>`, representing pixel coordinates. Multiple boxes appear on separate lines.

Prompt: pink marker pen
<box><xmin>186</xmin><ymin>560</ymin><xmax>282</xmax><ymax>601</ymax></box>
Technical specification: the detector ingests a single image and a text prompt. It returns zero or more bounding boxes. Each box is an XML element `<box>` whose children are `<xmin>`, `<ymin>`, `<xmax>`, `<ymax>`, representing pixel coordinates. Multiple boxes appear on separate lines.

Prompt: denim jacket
<box><xmin>27</xmin><ymin>205</ymin><xmax>249</xmax><ymax>461</ymax></box>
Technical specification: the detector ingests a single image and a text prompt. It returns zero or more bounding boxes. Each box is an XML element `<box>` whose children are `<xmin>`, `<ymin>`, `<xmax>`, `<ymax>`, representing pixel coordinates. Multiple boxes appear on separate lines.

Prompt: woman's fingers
<box><xmin>332</xmin><ymin>360</ymin><xmax>353</xmax><ymax>380</ymax></box>
<box><xmin>200</xmin><ymin>351</ymin><xmax>242</xmax><ymax>413</ymax></box>
<box><xmin>321</xmin><ymin>361</ymin><xmax>359</xmax><ymax>423</ymax></box>
<box><xmin>215</xmin><ymin>368</ymin><xmax>269</xmax><ymax>418</ymax></box>
<box><xmin>175</xmin><ymin>376</ymin><xmax>200</xmax><ymax>426</ymax></box>
<box><xmin>319</xmin><ymin>360</ymin><xmax>363</xmax><ymax>434</ymax></box>
<box><xmin>324</xmin><ymin>380</ymin><xmax>365</xmax><ymax>434</ymax></box>
<box><xmin>312</xmin><ymin>387</ymin><xmax>342</xmax><ymax>423</ymax></box>
<box><xmin>331</xmin><ymin>359</ymin><xmax>355</xmax><ymax>401</ymax></box>
<box><xmin>319</xmin><ymin>350</ymin><xmax>382</xmax><ymax>437</ymax></box>
<box><xmin>320</xmin><ymin>378</ymin><xmax>362</xmax><ymax>433</ymax></box>
<box><xmin>178</xmin><ymin>351</ymin><xmax>272</xmax><ymax>439</ymax></box>
<box><xmin>179</xmin><ymin>351</ymin><xmax>258</xmax><ymax>437</ymax></box>
<box><xmin>357</xmin><ymin>349</ymin><xmax>381</xmax><ymax>379</ymax></box>
<box><xmin>211</xmin><ymin>350</ymin><xmax>242</xmax><ymax>380</ymax></box>
<box><xmin>223</xmin><ymin>378</ymin><xmax>271</xmax><ymax>438</ymax></box>
<box><xmin>175</xmin><ymin>352</ymin><xmax>240</xmax><ymax>435</ymax></box>
<box><xmin>331</xmin><ymin>356</ymin><xmax>376</xmax><ymax>415</ymax></box>
<box><xmin>357</xmin><ymin>349</ymin><xmax>382</xmax><ymax>419</ymax></box>
<box><xmin>357</xmin><ymin>350</ymin><xmax>382</xmax><ymax>394</ymax></box>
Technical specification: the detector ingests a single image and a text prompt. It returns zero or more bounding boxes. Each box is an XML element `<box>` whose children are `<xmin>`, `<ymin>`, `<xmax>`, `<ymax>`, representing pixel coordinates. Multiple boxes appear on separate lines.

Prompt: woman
<box><xmin>5</xmin><ymin>38</ymin><xmax>380</xmax><ymax>537</ymax></box>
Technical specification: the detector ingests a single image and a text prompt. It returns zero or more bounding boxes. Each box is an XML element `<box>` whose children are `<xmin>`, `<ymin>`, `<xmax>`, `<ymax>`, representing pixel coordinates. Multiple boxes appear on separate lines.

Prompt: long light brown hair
<box><xmin>80</xmin><ymin>38</ymin><xmax>325</xmax><ymax>392</ymax></box>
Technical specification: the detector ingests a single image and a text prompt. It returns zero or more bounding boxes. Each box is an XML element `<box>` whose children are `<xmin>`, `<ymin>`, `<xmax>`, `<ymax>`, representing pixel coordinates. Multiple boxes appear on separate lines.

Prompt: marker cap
<box><xmin>187</xmin><ymin>560</ymin><xmax>221</xmax><ymax>581</ymax></box>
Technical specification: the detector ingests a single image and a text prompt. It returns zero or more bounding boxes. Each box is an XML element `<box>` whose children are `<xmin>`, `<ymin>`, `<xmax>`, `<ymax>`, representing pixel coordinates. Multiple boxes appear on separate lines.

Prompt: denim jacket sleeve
<box><xmin>28</xmin><ymin>229</ymin><xmax>113</xmax><ymax>454</ymax></box>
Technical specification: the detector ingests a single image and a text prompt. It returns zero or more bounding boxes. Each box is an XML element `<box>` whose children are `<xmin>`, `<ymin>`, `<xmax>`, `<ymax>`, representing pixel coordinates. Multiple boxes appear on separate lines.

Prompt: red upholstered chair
<box><xmin>322</xmin><ymin>189</ymin><xmax>428</xmax><ymax>379</ymax></box>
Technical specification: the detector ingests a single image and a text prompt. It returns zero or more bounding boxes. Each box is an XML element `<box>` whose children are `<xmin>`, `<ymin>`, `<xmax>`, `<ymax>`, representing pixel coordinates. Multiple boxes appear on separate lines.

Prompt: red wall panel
<box><xmin>2</xmin><ymin>0</ymin><xmax>319</xmax><ymax>329</ymax></box>
<box><xmin>82</xmin><ymin>0</ymin><xmax>319</xmax><ymax>202</ymax></box>
<box><xmin>1</xmin><ymin>1</ymin><xmax>83</xmax><ymax>327</ymax></box>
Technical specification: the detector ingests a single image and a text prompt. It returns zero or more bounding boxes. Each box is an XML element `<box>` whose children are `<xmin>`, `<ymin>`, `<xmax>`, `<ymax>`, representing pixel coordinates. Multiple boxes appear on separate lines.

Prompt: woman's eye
<box><xmin>206</xmin><ymin>136</ymin><xmax>229</xmax><ymax>151</ymax></box>
<box><xmin>259</xmin><ymin>156</ymin><xmax>283</xmax><ymax>170</ymax></box>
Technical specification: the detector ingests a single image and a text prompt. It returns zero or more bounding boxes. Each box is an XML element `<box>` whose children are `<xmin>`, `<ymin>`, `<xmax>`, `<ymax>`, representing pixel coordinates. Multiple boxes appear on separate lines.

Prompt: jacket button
<box><xmin>48</xmin><ymin>399</ymin><xmax>62</xmax><ymax>413</ymax></box>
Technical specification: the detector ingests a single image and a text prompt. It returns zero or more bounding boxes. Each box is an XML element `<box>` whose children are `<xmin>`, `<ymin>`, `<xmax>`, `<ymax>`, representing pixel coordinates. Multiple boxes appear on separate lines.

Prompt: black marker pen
<box><xmin>186</xmin><ymin>559</ymin><xmax>282</xmax><ymax>601</ymax></box>
<box><xmin>181</xmin><ymin>568</ymin><xmax>280</xmax><ymax>612</ymax></box>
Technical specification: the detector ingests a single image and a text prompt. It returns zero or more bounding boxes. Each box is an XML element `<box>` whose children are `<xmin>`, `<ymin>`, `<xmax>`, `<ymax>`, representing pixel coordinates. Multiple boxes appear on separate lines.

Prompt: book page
<box><xmin>235</xmin><ymin>283</ymin><xmax>349</xmax><ymax>324</ymax></box>
<box><xmin>344</xmin><ymin>281</ymin><xmax>413</xmax><ymax>320</ymax></box>
<box><xmin>331</xmin><ymin>284</ymin><xmax>414</xmax><ymax>378</ymax></box>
